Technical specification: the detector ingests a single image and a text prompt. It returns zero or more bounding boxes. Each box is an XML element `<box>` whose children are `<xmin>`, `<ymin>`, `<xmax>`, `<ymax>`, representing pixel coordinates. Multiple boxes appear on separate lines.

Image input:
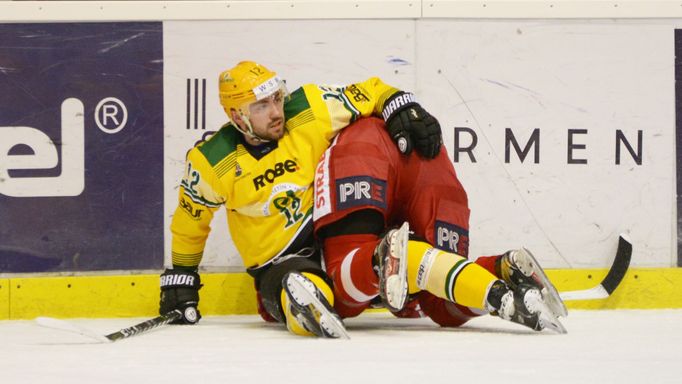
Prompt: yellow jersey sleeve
<box><xmin>298</xmin><ymin>77</ymin><xmax>399</xmax><ymax>139</ymax></box>
<box><xmin>170</xmin><ymin>145</ymin><xmax>226</xmax><ymax>268</ymax></box>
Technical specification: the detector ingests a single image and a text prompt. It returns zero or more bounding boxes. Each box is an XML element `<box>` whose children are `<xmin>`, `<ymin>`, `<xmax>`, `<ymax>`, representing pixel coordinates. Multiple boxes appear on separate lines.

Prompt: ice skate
<box><xmin>486</xmin><ymin>280</ymin><xmax>567</xmax><ymax>334</ymax></box>
<box><xmin>283</xmin><ymin>272</ymin><xmax>350</xmax><ymax>339</ymax></box>
<box><xmin>498</xmin><ymin>248</ymin><xmax>568</xmax><ymax>317</ymax></box>
<box><xmin>373</xmin><ymin>221</ymin><xmax>410</xmax><ymax>312</ymax></box>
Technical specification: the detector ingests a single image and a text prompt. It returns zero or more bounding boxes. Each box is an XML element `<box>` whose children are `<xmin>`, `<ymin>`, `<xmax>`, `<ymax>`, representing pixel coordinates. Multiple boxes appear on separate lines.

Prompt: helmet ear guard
<box><xmin>218</xmin><ymin>61</ymin><xmax>288</xmax><ymax>142</ymax></box>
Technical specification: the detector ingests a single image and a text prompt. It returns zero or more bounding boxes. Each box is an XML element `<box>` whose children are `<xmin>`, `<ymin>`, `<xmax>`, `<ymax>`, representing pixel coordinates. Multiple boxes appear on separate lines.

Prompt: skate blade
<box><xmin>386</xmin><ymin>222</ymin><xmax>409</xmax><ymax>311</ymax></box>
<box><xmin>286</xmin><ymin>274</ymin><xmax>350</xmax><ymax>339</ymax></box>
<box><xmin>535</xmin><ymin>298</ymin><xmax>568</xmax><ymax>334</ymax></box>
<box><xmin>519</xmin><ymin>248</ymin><xmax>568</xmax><ymax>318</ymax></box>
<box><xmin>319</xmin><ymin>313</ymin><xmax>350</xmax><ymax>340</ymax></box>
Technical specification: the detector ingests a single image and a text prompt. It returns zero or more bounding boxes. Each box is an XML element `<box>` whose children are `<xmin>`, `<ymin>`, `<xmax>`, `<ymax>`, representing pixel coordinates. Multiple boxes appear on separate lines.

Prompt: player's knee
<box><xmin>418</xmin><ymin>292</ymin><xmax>476</xmax><ymax>328</ymax></box>
<box><xmin>256</xmin><ymin>256</ymin><xmax>328</xmax><ymax>323</ymax></box>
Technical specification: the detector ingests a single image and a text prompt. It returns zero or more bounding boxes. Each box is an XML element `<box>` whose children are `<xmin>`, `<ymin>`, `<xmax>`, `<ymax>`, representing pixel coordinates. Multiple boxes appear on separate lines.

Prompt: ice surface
<box><xmin>1</xmin><ymin>310</ymin><xmax>680</xmax><ymax>384</ymax></box>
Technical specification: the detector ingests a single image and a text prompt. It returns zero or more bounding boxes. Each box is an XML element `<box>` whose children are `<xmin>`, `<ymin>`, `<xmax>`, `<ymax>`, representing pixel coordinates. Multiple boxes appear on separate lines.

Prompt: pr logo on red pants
<box><xmin>434</xmin><ymin>221</ymin><xmax>469</xmax><ymax>257</ymax></box>
<box><xmin>335</xmin><ymin>176</ymin><xmax>387</xmax><ymax>211</ymax></box>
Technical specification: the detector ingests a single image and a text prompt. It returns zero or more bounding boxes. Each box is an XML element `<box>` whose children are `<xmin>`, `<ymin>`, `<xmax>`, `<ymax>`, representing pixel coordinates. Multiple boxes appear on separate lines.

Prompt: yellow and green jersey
<box><xmin>170</xmin><ymin>77</ymin><xmax>399</xmax><ymax>269</ymax></box>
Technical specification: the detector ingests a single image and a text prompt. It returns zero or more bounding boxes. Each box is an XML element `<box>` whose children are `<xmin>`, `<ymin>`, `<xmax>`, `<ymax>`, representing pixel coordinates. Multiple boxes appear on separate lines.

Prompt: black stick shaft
<box><xmin>105</xmin><ymin>310</ymin><xmax>182</xmax><ymax>342</ymax></box>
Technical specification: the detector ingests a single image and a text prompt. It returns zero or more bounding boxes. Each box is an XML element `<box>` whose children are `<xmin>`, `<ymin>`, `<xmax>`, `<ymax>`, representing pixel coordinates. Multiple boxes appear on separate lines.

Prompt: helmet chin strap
<box><xmin>235</xmin><ymin>112</ymin><xmax>271</xmax><ymax>143</ymax></box>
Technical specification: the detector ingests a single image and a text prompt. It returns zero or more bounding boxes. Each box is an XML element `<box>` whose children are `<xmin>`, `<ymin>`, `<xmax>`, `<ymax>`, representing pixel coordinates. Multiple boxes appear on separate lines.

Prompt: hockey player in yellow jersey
<box><xmin>159</xmin><ymin>61</ymin><xmax>443</xmax><ymax>338</ymax></box>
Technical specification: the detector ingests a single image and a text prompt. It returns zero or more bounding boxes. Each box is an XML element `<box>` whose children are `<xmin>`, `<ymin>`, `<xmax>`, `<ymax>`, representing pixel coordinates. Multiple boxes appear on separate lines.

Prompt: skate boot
<box><xmin>486</xmin><ymin>280</ymin><xmax>567</xmax><ymax>334</ymax></box>
<box><xmin>497</xmin><ymin>248</ymin><xmax>568</xmax><ymax>317</ymax></box>
<box><xmin>282</xmin><ymin>272</ymin><xmax>350</xmax><ymax>339</ymax></box>
<box><xmin>373</xmin><ymin>221</ymin><xmax>410</xmax><ymax>312</ymax></box>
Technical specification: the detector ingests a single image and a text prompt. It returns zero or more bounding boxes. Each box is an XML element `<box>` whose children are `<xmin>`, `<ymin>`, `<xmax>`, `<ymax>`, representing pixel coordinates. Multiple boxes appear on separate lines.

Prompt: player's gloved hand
<box><xmin>381</xmin><ymin>91</ymin><xmax>442</xmax><ymax>159</ymax></box>
<box><xmin>159</xmin><ymin>268</ymin><xmax>203</xmax><ymax>325</ymax></box>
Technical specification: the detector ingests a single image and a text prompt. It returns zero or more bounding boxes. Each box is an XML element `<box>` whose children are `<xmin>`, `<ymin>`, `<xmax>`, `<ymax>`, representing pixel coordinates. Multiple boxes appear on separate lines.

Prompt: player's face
<box><xmin>247</xmin><ymin>90</ymin><xmax>285</xmax><ymax>141</ymax></box>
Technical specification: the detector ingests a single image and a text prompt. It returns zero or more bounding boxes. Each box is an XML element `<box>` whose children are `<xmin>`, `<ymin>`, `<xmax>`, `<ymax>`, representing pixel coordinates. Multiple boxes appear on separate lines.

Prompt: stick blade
<box><xmin>601</xmin><ymin>234</ymin><xmax>632</xmax><ymax>295</ymax></box>
<box><xmin>558</xmin><ymin>234</ymin><xmax>632</xmax><ymax>301</ymax></box>
<box><xmin>559</xmin><ymin>285</ymin><xmax>609</xmax><ymax>301</ymax></box>
<box><xmin>35</xmin><ymin>317</ymin><xmax>110</xmax><ymax>343</ymax></box>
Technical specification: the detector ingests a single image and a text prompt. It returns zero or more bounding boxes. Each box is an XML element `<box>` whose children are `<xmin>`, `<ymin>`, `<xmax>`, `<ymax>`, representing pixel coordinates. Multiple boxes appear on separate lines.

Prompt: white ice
<box><xmin>1</xmin><ymin>310</ymin><xmax>680</xmax><ymax>384</ymax></box>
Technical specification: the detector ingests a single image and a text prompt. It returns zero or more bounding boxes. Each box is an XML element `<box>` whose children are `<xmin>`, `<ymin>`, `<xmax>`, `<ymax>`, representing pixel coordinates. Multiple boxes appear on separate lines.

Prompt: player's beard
<box><xmin>263</xmin><ymin>118</ymin><xmax>285</xmax><ymax>140</ymax></box>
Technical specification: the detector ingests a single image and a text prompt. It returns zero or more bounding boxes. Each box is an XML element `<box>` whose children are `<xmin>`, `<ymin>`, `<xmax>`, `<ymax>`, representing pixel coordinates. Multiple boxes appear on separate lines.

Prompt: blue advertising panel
<box><xmin>0</xmin><ymin>23</ymin><xmax>163</xmax><ymax>272</ymax></box>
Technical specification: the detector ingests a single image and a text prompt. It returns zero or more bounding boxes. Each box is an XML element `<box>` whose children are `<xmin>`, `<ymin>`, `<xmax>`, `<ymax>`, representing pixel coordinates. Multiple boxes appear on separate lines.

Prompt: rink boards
<box><xmin>1</xmin><ymin>267</ymin><xmax>681</xmax><ymax>320</ymax></box>
<box><xmin>1</xmin><ymin>20</ymin><xmax>679</xmax><ymax>271</ymax></box>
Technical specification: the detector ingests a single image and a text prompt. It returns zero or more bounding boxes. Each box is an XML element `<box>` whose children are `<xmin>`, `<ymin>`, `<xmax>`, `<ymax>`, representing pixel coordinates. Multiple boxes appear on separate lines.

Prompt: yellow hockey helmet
<box><xmin>218</xmin><ymin>61</ymin><xmax>286</xmax><ymax>120</ymax></box>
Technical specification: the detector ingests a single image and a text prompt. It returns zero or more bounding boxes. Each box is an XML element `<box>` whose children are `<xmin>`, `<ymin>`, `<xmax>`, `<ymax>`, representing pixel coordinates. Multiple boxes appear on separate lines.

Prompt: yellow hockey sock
<box><xmin>406</xmin><ymin>240</ymin><xmax>498</xmax><ymax>310</ymax></box>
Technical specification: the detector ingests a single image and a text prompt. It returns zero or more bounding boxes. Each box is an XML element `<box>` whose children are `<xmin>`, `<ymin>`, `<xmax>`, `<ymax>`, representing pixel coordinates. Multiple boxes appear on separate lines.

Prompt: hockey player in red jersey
<box><xmin>314</xmin><ymin>115</ymin><xmax>567</xmax><ymax>333</ymax></box>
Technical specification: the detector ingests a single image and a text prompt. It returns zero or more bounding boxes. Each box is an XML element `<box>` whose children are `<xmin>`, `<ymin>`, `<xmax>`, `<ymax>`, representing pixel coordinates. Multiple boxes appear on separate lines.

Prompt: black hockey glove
<box><xmin>381</xmin><ymin>91</ymin><xmax>442</xmax><ymax>159</ymax></box>
<box><xmin>159</xmin><ymin>268</ymin><xmax>202</xmax><ymax>325</ymax></box>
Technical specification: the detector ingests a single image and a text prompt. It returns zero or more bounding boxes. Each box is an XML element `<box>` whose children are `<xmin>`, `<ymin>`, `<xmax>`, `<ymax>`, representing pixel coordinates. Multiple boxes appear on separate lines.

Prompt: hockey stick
<box><xmin>36</xmin><ymin>309</ymin><xmax>183</xmax><ymax>343</ymax></box>
<box><xmin>559</xmin><ymin>234</ymin><xmax>632</xmax><ymax>301</ymax></box>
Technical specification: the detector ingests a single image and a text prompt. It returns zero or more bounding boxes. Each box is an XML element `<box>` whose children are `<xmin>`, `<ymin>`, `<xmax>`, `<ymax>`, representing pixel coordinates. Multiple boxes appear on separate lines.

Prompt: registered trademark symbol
<box><xmin>95</xmin><ymin>97</ymin><xmax>128</xmax><ymax>134</ymax></box>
